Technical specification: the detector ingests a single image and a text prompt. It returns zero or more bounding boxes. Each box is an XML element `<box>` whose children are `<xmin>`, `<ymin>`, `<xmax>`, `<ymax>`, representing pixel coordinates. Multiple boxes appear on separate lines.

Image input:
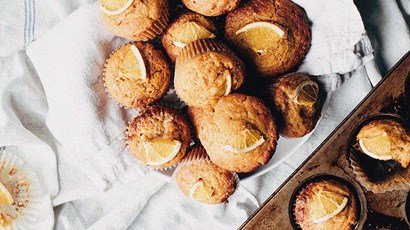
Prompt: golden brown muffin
<box><xmin>104</xmin><ymin>43</ymin><xmax>171</xmax><ymax>108</ymax></box>
<box><xmin>268</xmin><ymin>73</ymin><xmax>322</xmax><ymax>138</ymax></box>
<box><xmin>174</xmin><ymin>145</ymin><xmax>237</xmax><ymax>204</ymax></box>
<box><xmin>161</xmin><ymin>11</ymin><xmax>217</xmax><ymax>63</ymax></box>
<box><xmin>225</xmin><ymin>0</ymin><xmax>311</xmax><ymax>77</ymax></box>
<box><xmin>126</xmin><ymin>106</ymin><xmax>191</xmax><ymax>169</ymax></box>
<box><xmin>188</xmin><ymin>93</ymin><xmax>278</xmax><ymax>173</ymax></box>
<box><xmin>174</xmin><ymin>39</ymin><xmax>246</xmax><ymax>107</ymax></box>
<box><xmin>100</xmin><ymin>0</ymin><xmax>169</xmax><ymax>41</ymax></box>
<box><xmin>182</xmin><ymin>0</ymin><xmax>241</xmax><ymax>17</ymax></box>
<box><xmin>357</xmin><ymin>119</ymin><xmax>410</xmax><ymax>168</ymax></box>
<box><xmin>294</xmin><ymin>180</ymin><xmax>358</xmax><ymax>230</ymax></box>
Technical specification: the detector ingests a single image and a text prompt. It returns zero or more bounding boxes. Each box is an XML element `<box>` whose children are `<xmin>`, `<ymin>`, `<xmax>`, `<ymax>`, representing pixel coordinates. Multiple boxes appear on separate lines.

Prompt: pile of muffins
<box><xmin>100</xmin><ymin>0</ymin><xmax>323</xmax><ymax>205</ymax></box>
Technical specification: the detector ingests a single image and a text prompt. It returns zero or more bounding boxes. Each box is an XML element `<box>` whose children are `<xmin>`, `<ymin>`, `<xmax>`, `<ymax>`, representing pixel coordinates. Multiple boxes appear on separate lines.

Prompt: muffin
<box><xmin>104</xmin><ymin>43</ymin><xmax>171</xmax><ymax>108</ymax></box>
<box><xmin>356</xmin><ymin>119</ymin><xmax>410</xmax><ymax>168</ymax></box>
<box><xmin>161</xmin><ymin>11</ymin><xmax>217</xmax><ymax>63</ymax></box>
<box><xmin>100</xmin><ymin>0</ymin><xmax>169</xmax><ymax>41</ymax></box>
<box><xmin>349</xmin><ymin>116</ymin><xmax>410</xmax><ymax>193</ymax></box>
<box><xmin>174</xmin><ymin>39</ymin><xmax>246</xmax><ymax>107</ymax></box>
<box><xmin>225</xmin><ymin>0</ymin><xmax>311</xmax><ymax>77</ymax></box>
<box><xmin>267</xmin><ymin>73</ymin><xmax>322</xmax><ymax>138</ymax></box>
<box><xmin>188</xmin><ymin>93</ymin><xmax>278</xmax><ymax>173</ymax></box>
<box><xmin>174</xmin><ymin>145</ymin><xmax>237</xmax><ymax>204</ymax></box>
<box><xmin>126</xmin><ymin>105</ymin><xmax>191</xmax><ymax>169</ymax></box>
<box><xmin>182</xmin><ymin>0</ymin><xmax>241</xmax><ymax>17</ymax></box>
<box><xmin>294</xmin><ymin>179</ymin><xmax>359</xmax><ymax>230</ymax></box>
<box><xmin>0</xmin><ymin>150</ymin><xmax>42</xmax><ymax>229</ymax></box>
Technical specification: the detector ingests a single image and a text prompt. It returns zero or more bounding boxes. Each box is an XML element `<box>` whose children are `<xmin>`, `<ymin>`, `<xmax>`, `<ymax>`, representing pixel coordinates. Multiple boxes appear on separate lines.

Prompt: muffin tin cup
<box><xmin>347</xmin><ymin>113</ymin><xmax>410</xmax><ymax>194</ymax></box>
<box><xmin>0</xmin><ymin>149</ymin><xmax>42</xmax><ymax>230</ymax></box>
<box><xmin>406</xmin><ymin>192</ymin><xmax>410</xmax><ymax>225</ymax></box>
<box><xmin>289</xmin><ymin>174</ymin><xmax>367</xmax><ymax>230</ymax></box>
<box><xmin>177</xmin><ymin>38</ymin><xmax>233</xmax><ymax>64</ymax></box>
<box><xmin>137</xmin><ymin>6</ymin><xmax>170</xmax><ymax>41</ymax></box>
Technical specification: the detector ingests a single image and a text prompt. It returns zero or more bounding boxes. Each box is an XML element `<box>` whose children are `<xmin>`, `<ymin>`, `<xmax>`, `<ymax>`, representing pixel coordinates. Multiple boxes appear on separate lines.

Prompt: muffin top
<box><xmin>182</xmin><ymin>0</ymin><xmax>241</xmax><ymax>17</ymax></box>
<box><xmin>188</xmin><ymin>93</ymin><xmax>278</xmax><ymax>173</ymax></box>
<box><xmin>357</xmin><ymin>119</ymin><xmax>410</xmax><ymax>168</ymax></box>
<box><xmin>174</xmin><ymin>39</ymin><xmax>246</xmax><ymax>107</ymax></box>
<box><xmin>161</xmin><ymin>11</ymin><xmax>217</xmax><ymax>63</ymax></box>
<box><xmin>294</xmin><ymin>180</ymin><xmax>358</xmax><ymax>230</ymax></box>
<box><xmin>174</xmin><ymin>145</ymin><xmax>237</xmax><ymax>204</ymax></box>
<box><xmin>225</xmin><ymin>0</ymin><xmax>311</xmax><ymax>77</ymax></box>
<box><xmin>100</xmin><ymin>0</ymin><xmax>169</xmax><ymax>41</ymax></box>
<box><xmin>104</xmin><ymin>43</ymin><xmax>171</xmax><ymax>108</ymax></box>
<box><xmin>269</xmin><ymin>72</ymin><xmax>321</xmax><ymax>138</ymax></box>
<box><xmin>126</xmin><ymin>106</ymin><xmax>191</xmax><ymax>169</ymax></box>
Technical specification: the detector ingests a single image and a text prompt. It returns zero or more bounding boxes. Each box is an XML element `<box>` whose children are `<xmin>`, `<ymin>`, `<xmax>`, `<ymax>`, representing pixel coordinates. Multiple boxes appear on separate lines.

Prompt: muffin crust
<box><xmin>182</xmin><ymin>0</ymin><xmax>241</xmax><ymax>17</ymax></box>
<box><xmin>100</xmin><ymin>0</ymin><xmax>169</xmax><ymax>41</ymax></box>
<box><xmin>225</xmin><ymin>0</ymin><xmax>311</xmax><ymax>77</ymax></box>
<box><xmin>295</xmin><ymin>180</ymin><xmax>358</xmax><ymax>230</ymax></box>
<box><xmin>104</xmin><ymin>43</ymin><xmax>171</xmax><ymax>108</ymax></box>
<box><xmin>175</xmin><ymin>39</ymin><xmax>245</xmax><ymax>107</ymax></box>
<box><xmin>126</xmin><ymin>106</ymin><xmax>191</xmax><ymax>169</ymax></box>
<box><xmin>175</xmin><ymin>145</ymin><xmax>237</xmax><ymax>204</ymax></box>
<box><xmin>269</xmin><ymin>73</ymin><xmax>322</xmax><ymax>137</ymax></box>
<box><xmin>188</xmin><ymin>93</ymin><xmax>278</xmax><ymax>173</ymax></box>
<box><xmin>161</xmin><ymin>11</ymin><xmax>217</xmax><ymax>63</ymax></box>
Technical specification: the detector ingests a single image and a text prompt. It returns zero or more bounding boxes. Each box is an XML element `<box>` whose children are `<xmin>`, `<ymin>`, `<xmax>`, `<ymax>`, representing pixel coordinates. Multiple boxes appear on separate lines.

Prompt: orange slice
<box><xmin>119</xmin><ymin>45</ymin><xmax>147</xmax><ymax>81</ymax></box>
<box><xmin>359</xmin><ymin>132</ymin><xmax>393</xmax><ymax>161</ymax></box>
<box><xmin>143</xmin><ymin>140</ymin><xmax>181</xmax><ymax>166</ymax></box>
<box><xmin>294</xmin><ymin>81</ymin><xmax>319</xmax><ymax>107</ymax></box>
<box><xmin>99</xmin><ymin>0</ymin><xmax>135</xmax><ymax>16</ymax></box>
<box><xmin>224</xmin><ymin>129</ymin><xmax>265</xmax><ymax>153</ymax></box>
<box><xmin>172</xmin><ymin>22</ymin><xmax>216</xmax><ymax>48</ymax></box>
<box><xmin>189</xmin><ymin>180</ymin><xmax>214</xmax><ymax>202</ymax></box>
<box><xmin>0</xmin><ymin>182</ymin><xmax>13</xmax><ymax>205</ymax></box>
<box><xmin>313</xmin><ymin>190</ymin><xmax>348</xmax><ymax>224</ymax></box>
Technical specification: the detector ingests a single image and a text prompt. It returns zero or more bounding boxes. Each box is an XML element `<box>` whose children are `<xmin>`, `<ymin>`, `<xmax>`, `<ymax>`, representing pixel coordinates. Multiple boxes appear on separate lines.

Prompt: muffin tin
<box><xmin>240</xmin><ymin>52</ymin><xmax>410</xmax><ymax>229</ymax></box>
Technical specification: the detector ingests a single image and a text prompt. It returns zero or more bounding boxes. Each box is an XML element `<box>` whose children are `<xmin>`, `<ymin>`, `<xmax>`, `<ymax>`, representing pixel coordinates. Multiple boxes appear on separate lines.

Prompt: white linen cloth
<box><xmin>0</xmin><ymin>0</ymin><xmax>409</xmax><ymax>229</ymax></box>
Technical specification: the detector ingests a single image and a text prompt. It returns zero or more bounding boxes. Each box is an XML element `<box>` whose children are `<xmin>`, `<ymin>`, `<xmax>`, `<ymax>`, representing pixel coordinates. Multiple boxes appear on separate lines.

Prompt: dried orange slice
<box><xmin>172</xmin><ymin>22</ymin><xmax>216</xmax><ymax>48</ymax></box>
<box><xmin>235</xmin><ymin>21</ymin><xmax>285</xmax><ymax>54</ymax></box>
<box><xmin>294</xmin><ymin>81</ymin><xmax>319</xmax><ymax>107</ymax></box>
<box><xmin>224</xmin><ymin>129</ymin><xmax>265</xmax><ymax>153</ymax></box>
<box><xmin>143</xmin><ymin>140</ymin><xmax>181</xmax><ymax>166</ymax></box>
<box><xmin>313</xmin><ymin>190</ymin><xmax>348</xmax><ymax>223</ymax></box>
<box><xmin>119</xmin><ymin>45</ymin><xmax>147</xmax><ymax>81</ymax></box>
<box><xmin>359</xmin><ymin>132</ymin><xmax>392</xmax><ymax>161</ymax></box>
<box><xmin>99</xmin><ymin>0</ymin><xmax>135</xmax><ymax>16</ymax></box>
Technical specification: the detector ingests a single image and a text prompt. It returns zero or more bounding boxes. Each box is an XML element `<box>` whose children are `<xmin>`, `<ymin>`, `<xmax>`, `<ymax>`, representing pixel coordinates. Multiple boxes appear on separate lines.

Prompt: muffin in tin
<box><xmin>349</xmin><ymin>114</ymin><xmax>410</xmax><ymax>193</ymax></box>
<box><xmin>293</xmin><ymin>178</ymin><xmax>359</xmax><ymax>230</ymax></box>
<box><xmin>174</xmin><ymin>39</ymin><xmax>246</xmax><ymax>107</ymax></box>
<box><xmin>100</xmin><ymin>0</ymin><xmax>170</xmax><ymax>41</ymax></box>
<box><xmin>182</xmin><ymin>0</ymin><xmax>241</xmax><ymax>17</ymax></box>
<box><xmin>225</xmin><ymin>0</ymin><xmax>311</xmax><ymax>77</ymax></box>
<box><xmin>161</xmin><ymin>11</ymin><xmax>218</xmax><ymax>62</ymax></box>
<box><xmin>126</xmin><ymin>105</ymin><xmax>191</xmax><ymax>169</ymax></box>
<box><xmin>267</xmin><ymin>72</ymin><xmax>322</xmax><ymax>138</ymax></box>
<box><xmin>104</xmin><ymin>43</ymin><xmax>171</xmax><ymax>108</ymax></box>
<box><xmin>188</xmin><ymin>93</ymin><xmax>278</xmax><ymax>173</ymax></box>
<box><xmin>174</xmin><ymin>145</ymin><xmax>237</xmax><ymax>204</ymax></box>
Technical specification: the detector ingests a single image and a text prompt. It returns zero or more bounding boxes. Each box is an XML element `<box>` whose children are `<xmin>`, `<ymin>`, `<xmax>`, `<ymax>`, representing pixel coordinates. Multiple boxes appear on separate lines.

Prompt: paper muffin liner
<box><xmin>137</xmin><ymin>7</ymin><xmax>170</xmax><ymax>41</ymax></box>
<box><xmin>178</xmin><ymin>38</ymin><xmax>232</xmax><ymax>64</ymax></box>
<box><xmin>172</xmin><ymin>145</ymin><xmax>240</xmax><ymax>191</ymax></box>
<box><xmin>125</xmin><ymin>105</ymin><xmax>191</xmax><ymax>171</ymax></box>
<box><xmin>289</xmin><ymin>174</ymin><xmax>366</xmax><ymax>230</ymax></box>
<box><xmin>0</xmin><ymin>150</ymin><xmax>42</xmax><ymax>230</ymax></box>
<box><xmin>347</xmin><ymin>114</ymin><xmax>410</xmax><ymax>194</ymax></box>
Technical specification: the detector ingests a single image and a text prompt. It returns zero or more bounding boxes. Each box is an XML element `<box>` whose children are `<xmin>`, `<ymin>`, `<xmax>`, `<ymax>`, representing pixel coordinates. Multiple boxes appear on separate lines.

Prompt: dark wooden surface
<box><xmin>240</xmin><ymin>52</ymin><xmax>410</xmax><ymax>229</ymax></box>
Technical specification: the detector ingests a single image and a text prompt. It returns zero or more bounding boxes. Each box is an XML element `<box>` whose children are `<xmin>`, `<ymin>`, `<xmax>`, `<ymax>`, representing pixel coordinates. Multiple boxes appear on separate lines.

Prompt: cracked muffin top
<box><xmin>225</xmin><ymin>0</ymin><xmax>311</xmax><ymax>77</ymax></box>
<box><xmin>174</xmin><ymin>145</ymin><xmax>237</xmax><ymax>204</ymax></box>
<box><xmin>182</xmin><ymin>0</ymin><xmax>241</xmax><ymax>17</ymax></box>
<box><xmin>104</xmin><ymin>43</ymin><xmax>171</xmax><ymax>108</ymax></box>
<box><xmin>356</xmin><ymin>119</ymin><xmax>410</xmax><ymax>168</ymax></box>
<box><xmin>174</xmin><ymin>39</ymin><xmax>246</xmax><ymax>107</ymax></box>
<box><xmin>188</xmin><ymin>93</ymin><xmax>278</xmax><ymax>173</ymax></box>
<box><xmin>294</xmin><ymin>180</ymin><xmax>359</xmax><ymax>230</ymax></box>
<box><xmin>268</xmin><ymin>72</ymin><xmax>322</xmax><ymax>138</ymax></box>
<box><xmin>161</xmin><ymin>11</ymin><xmax>218</xmax><ymax>63</ymax></box>
<box><xmin>100</xmin><ymin>0</ymin><xmax>169</xmax><ymax>41</ymax></box>
<box><xmin>126</xmin><ymin>105</ymin><xmax>191</xmax><ymax>169</ymax></box>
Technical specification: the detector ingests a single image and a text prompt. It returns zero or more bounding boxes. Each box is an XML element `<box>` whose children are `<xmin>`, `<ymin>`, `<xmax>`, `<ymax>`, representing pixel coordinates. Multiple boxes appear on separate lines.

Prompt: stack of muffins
<box><xmin>100</xmin><ymin>0</ymin><xmax>323</xmax><ymax>205</ymax></box>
